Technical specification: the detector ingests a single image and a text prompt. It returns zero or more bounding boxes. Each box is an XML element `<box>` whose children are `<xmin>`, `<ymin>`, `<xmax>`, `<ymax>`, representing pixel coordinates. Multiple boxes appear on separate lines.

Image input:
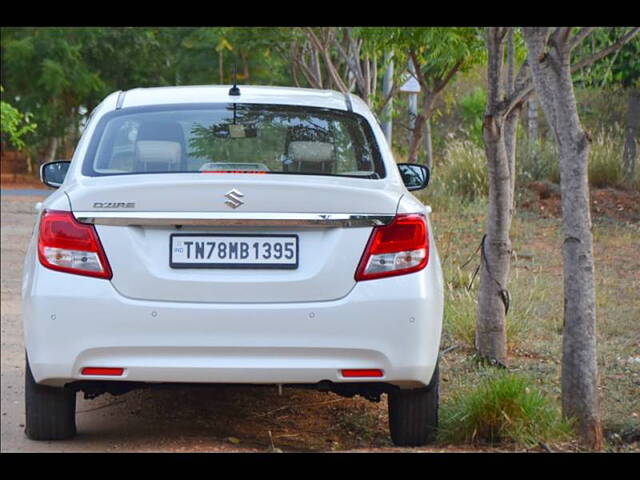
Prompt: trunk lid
<box><xmin>66</xmin><ymin>174</ymin><xmax>400</xmax><ymax>303</ymax></box>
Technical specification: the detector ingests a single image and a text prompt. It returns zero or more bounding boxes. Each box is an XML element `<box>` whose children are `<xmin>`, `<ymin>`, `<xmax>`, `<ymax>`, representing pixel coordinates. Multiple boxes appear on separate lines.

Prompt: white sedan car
<box><xmin>23</xmin><ymin>85</ymin><xmax>443</xmax><ymax>446</ymax></box>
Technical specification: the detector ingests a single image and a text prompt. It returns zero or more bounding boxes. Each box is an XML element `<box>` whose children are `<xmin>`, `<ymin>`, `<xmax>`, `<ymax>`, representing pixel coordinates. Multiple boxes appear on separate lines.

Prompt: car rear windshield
<box><xmin>82</xmin><ymin>103</ymin><xmax>385</xmax><ymax>179</ymax></box>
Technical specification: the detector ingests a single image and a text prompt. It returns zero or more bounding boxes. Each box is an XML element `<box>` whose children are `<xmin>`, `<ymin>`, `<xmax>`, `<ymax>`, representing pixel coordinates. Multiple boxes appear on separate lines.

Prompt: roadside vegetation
<box><xmin>419</xmin><ymin>186</ymin><xmax>639</xmax><ymax>452</ymax></box>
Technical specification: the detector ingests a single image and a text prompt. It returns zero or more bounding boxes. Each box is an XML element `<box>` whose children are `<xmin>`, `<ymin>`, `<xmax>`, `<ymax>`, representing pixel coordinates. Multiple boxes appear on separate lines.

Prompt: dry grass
<box><xmin>430</xmin><ymin>193</ymin><xmax>640</xmax><ymax>451</ymax></box>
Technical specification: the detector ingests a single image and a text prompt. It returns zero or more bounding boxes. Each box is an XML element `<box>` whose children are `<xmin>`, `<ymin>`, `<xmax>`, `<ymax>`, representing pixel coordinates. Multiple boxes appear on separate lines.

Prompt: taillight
<box><xmin>38</xmin><ymin>210</ymin><xmax>112</xmax><ymax>279</ymax></box>
<box><xmin>355</xmin><ymin>213</ymin><xmax>429</xmax><ymax>281</ymax></box>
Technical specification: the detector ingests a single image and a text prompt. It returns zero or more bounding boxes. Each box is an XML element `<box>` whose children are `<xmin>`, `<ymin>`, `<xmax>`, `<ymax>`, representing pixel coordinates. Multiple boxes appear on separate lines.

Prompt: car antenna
<box><xmin>229</xmin><ymin>64</ymin><xmax>240</xmax><ymax>96</ymax></box>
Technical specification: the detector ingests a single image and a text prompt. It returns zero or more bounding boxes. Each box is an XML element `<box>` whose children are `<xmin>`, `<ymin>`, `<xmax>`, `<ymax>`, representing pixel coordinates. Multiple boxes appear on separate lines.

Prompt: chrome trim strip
<box><xmin>73</xmin><ymin>211</ymin><xmax>395</xmax><ymax>228</ymax></box>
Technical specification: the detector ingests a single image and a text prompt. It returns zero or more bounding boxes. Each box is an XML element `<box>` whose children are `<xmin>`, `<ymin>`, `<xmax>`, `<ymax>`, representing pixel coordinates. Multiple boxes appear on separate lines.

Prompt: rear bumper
<box><xmin>23</xmin><ymin>259</ymin><xmax>443</xmax><ymax>389</ymax></box>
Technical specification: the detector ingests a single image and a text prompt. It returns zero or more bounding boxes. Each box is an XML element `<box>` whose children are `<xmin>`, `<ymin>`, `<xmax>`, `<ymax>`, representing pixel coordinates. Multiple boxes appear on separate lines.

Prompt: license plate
<box><xmin>170</xmin><ymin>234</ymin><xmax>298</xmax><ymax>269</ymax></box>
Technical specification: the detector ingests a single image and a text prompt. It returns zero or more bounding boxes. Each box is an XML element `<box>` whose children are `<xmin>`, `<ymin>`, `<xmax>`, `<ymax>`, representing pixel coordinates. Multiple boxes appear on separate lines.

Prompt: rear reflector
<box><xmin>81</xmin><ymin>367</ymin><xmax>124</xmax><ymax>376</ymax></box>
<box><xmin>341</xmin><ymin>369</ymin><xmax>384</xmax><ymax>378</ymax></box>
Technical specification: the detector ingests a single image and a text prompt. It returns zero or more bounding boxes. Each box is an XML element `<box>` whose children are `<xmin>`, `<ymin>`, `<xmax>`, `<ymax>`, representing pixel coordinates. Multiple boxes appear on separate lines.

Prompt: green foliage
<box><xmin>0</xmin><ymin>27</ymin><xmax>297</xmax><ymax>158</ymax></box>
<box><xmin>458</xmin><ymin>87</ymin><xmax>486</xmax><ymax>146</ymax></box>
<box><xmin>438</xmin><ymin>371</ymin><xmax>573</xmax><ymax>446</ymax></box>
<box><xmin>2</xmin><ymin>28</ymin><xmax>113</xmax><ymax>149</ymax></box>
<box><xmin>357</xmin><ymin>27</ymin><xmax>485</xmax><ymax>116</ymax></box>
<box><xmin>359</xmin><ymin>27</ymin><xmax>485</xmax><ymax>82</ymax></box>
<box><xmin>574</xmin><ymin>28</ymin><xmax>640</xmax><ymax>89</ymax></box>
<box><xmin>1</xmin><ymin>86</ymin><xmax>37</xmax><ymax>151</ymax></box>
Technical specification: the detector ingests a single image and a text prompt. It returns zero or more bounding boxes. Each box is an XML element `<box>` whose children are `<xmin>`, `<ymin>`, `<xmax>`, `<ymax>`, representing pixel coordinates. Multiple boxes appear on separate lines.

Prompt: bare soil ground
<box><xmin>521</xmin><ymin>181</ymin><xmax>640</xmax><ymax>223</ymax></box>
<box><xmin>1</xmin><ymin>174</ymin><xmax>49</xmax><ymax>191</ymax></box>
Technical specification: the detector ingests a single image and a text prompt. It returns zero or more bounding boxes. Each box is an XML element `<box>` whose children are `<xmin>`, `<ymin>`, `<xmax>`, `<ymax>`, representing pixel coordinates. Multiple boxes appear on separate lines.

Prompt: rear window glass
<box><xmin>82</xmin><ymin>104</ymin><xmax>385</xmax><ymax>179</ymax></box>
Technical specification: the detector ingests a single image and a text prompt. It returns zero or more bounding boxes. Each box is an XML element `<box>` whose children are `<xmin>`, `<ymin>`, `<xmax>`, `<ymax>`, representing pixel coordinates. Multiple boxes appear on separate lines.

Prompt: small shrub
<box><xmin>459</xmin><ymin>87</ymin><xmax>486</xmax><ymax>146</ymax></box>
<box><xmin>517</xmin><ymin>136</ymin><xmax>560</xmax><ymax>185</ymax></box>
<box><xmin>517</xmin><ymin>127</ymin><xmax>626</xmax><ymax>190</ymax></box>
<box><xmin>437</xmin><ymin>139</ymin><xmax>488</xmax><ymax>201</ymax></box>
<box><xmin>438</xmin><ymin>371</ymin><xmax>573</xmax><ymax>447</ymax></box>
<box><xmin>588</xmin><ymin>128</ymin><xmax>624</xmax><ymax>188</ymax></box>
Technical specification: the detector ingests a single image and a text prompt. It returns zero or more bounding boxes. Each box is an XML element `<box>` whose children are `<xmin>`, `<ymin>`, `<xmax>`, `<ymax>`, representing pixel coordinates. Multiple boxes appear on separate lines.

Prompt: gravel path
<box><xmin>1</xmin><ymin>189</ymin><xmax>52</xmax><ymax>197</ymax></box>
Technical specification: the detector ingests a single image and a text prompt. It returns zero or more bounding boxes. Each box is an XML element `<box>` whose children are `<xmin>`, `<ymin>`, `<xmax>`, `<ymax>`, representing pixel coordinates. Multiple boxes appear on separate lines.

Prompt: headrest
<box><xmin>135</xmin><ymin>141</ymin><xmax>182</xmax><ymax>166</ymax></box>
<box><xmin>288</xmin><ymin>141</ymin><xmax>334</xmax><ymax>163</ymax></box>
<box><xmin>137</xmin><ymin>121</ymin><xmax>185</xmax><ymax>143</ymax></box>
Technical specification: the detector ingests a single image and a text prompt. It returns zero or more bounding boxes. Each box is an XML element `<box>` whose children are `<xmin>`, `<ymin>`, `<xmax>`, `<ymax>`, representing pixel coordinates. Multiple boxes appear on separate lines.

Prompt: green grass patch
<box><xmin>438</xmin><ymin>371</ymin><xmax>573</xmax><ymax>447</ymax></box>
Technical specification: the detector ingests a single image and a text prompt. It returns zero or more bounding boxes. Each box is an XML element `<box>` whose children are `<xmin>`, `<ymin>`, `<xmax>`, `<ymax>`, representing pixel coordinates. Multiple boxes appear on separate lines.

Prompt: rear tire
<box><xmin>24</xmin><ymin>356</ymin><xmax>77</xmax><ymax>440</ymax></box>
<box><xmin>387</xmin><ymin>362</ymin><xmax>439</xmax><ymax>446</ymax></box>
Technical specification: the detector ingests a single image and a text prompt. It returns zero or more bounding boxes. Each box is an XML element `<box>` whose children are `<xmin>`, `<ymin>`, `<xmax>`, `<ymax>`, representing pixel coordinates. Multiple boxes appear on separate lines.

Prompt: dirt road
<box><xmin>1</xmin><ymin>195</ymin><xmax>422</xmax><ymax>453</ymax></box>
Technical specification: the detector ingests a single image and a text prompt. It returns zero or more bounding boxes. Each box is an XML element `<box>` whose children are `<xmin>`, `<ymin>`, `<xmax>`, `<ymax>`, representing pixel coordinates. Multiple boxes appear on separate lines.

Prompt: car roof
<box><xmin>117</xmin><ymin>85</ymin><xmax>352</xmax><ymax>112</ymax></box>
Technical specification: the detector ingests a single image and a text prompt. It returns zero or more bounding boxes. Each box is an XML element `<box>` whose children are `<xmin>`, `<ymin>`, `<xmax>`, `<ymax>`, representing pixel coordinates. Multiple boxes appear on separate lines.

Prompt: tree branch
<box><xmin>304</xmin><ymin>27</ymin><xmax>349</xmax><ymax>93</ymax></box>
<box><xmin>376</xmin><ymin>80</ymin><xmax>401</xmax><ymax>115</ymax></box>
<box><xmin>332</xmin><ymin>30</ymin><xmax>365</xmax><ymax>92</ymax></box>
<box><xmin>486</xmin><ymin>27</ymin><xmax>506</xmax><ymax>110</ymax></box>
<box><xmin>571</xmin><ymin>27</ymin><xmax>640</xmax><ymax>73</ymax></box>
<box><xmin>504</xmin><ymin>60</ymin><xmax>534</xmax><ymax>116</ymax></box>
<box><xmin>409</xmin><ymin>50</ymin><xmax>427</xmax><ymax>90</ymax></box>
<box><xmin>434</xmin><ymin>60</ymin><xmax>464</xmax><ymax>94</ymax></box>
<box><xmin>495</xmin><ymin>27</ymin><xmax>509</xmax><ymax>43</ymax></box>
<box><xmin>569</xmin><ymin>27</ymin><xmax>595</xmax><ymax>51</ymax></box>
<box><xmin>507</xmin><ymin>28</ymin><xmax>515</xmax><ymax>97</ymax></box>
<box><xmin>551</xmin><ymin>27</ymin><xmax>572</xmax><ymax>51</ymax></box>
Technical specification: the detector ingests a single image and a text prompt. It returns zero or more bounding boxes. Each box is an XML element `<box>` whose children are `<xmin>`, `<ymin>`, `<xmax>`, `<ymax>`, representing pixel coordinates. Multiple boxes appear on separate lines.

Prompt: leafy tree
<box><xmin>1</xmin><ymin>28</ymin><xmax>114</xmax><ymax>161</ymax></box>
<box><xmin>360</xmin><ymin>27</ymin><xmax>485</xmax><ymax>163</ymax></box>
<box><xmin>1</xmin><ymin>86</ymin><xmax>37</xmax><ymax>152</ymax></box>
<box><xmin>523</xmin><ymin>26</ymin><xmax>639</xmax><ymax>449</ymax></box>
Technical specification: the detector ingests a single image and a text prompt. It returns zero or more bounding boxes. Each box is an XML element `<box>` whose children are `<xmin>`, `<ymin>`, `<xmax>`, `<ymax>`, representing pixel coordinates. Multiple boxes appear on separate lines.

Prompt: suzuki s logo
<box><xmin>224</xmin><ymin>189</ymin><xmax>245</xmax><ymax>209</ymax></box>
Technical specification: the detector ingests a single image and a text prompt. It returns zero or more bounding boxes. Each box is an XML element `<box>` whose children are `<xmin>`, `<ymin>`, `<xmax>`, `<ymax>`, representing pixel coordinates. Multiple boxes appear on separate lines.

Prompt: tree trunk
<box><xmin>477</xmin><ymin>112</ymin><xmax>513</xmax><ymax>365</ymax></box>
<box><xmin>476</xmin><ymin>28</ymin><xmax>518</xmax><ymax>366</ymax></box>
<box><xmin>524</xmin><ymin>27</ymin><xmax>603</xmax><ymax>450</ymax></box>
<box><xmin>219</xmin><ymin>51</ymin><xmax>224</xmax><ymax>84</ymax></box>
<box><xmin>241</xmin><ymin>51</ymin><xmax>250</xmax><ymax>81</ymax></box>
<box><xmin>407</xmin><ymin>113</ymin><xmax>425</xmax><ymax>164</ymax></box>
<box><xmin>623</xmin><ymin>87</ymin><xmax>639</xmax><ymax>183</ymax></box>
<box><xmin>408</xmin><ymin>94</ymin><xmax>436</xmax><ymax>164</ymax></box>
<box><xmin>504</xmin><ymin>106</ymin><xmax>520</xmax><ymax>198</ymax></box>
<box><xmin>44</xmin><ymin>137</ymin><xmax>59</xmax><ymax>164</ymax></box>
<box><xmin>381</xmin><ymin>51</ymin><xmax>394</xmax><ymax>144</ymax></box>
<box><xmin>424</xmin><ymin>118</ymin><xmax>433</xmax><ymax>169</ymax></box>
<box><xmin>527</xmin><ymin>95</ymin><xmax>539</xmax><ymax>154</ymax></box>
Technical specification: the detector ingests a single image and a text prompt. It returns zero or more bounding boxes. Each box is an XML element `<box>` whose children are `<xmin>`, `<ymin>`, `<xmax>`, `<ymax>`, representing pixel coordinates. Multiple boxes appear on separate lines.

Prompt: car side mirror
<box><xmin>397</xmin><ymin>163</ymin><xmax>430</xmax><ymax>191</ymax></box>
<box><xmin>40</xmin><ymin>161</ymin><xmax>70</xmax><ymax>188</ymax></box>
